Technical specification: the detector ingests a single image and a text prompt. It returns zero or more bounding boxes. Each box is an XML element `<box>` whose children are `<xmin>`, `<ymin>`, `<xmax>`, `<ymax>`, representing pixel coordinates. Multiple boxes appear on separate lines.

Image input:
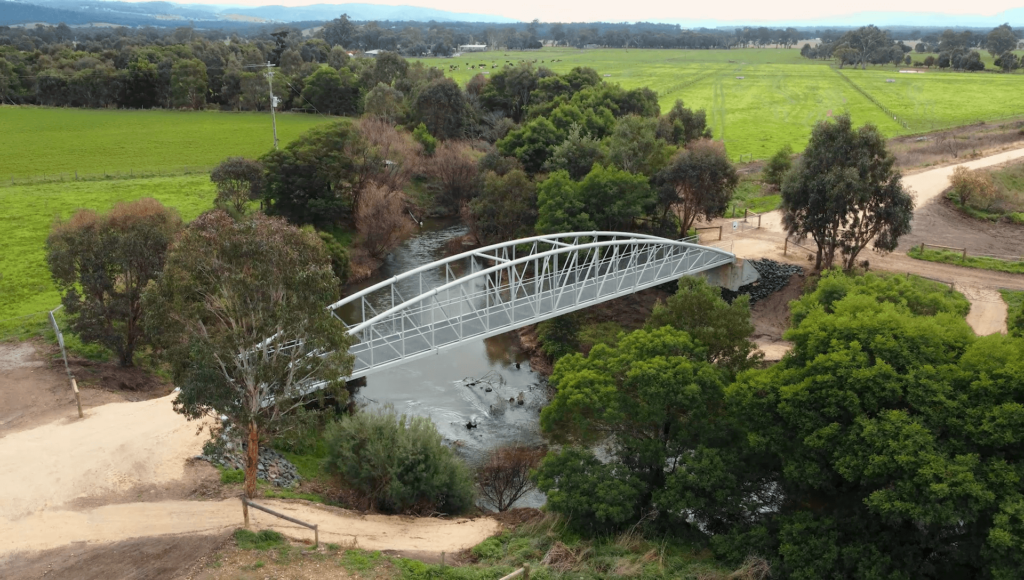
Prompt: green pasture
<box><xmin>0</xmin><ymin>107</ymin><xmax>332</xmax><ymax>180</ymax></box>
<box><xmin>841</xmin><ymin>68</ymin><xmax>1024</xmax><ymax>132</ymax></box>
<box><xmin>675</xmin><ymin>64</ymin><xmax>899</xmax><ymax>160</ymax></box>
<box><xmin>418</xmin><ymin>47</ymin><xmax>1024</xmax><ymax>160</ymax></box>
<box><xmin>421</xmin><ymin>47</ymin><xmax>813</xmax><ymax>86</ymax></box>
<box><xmin>0</xmin><ymin>175</ymin><xmax>214</xmax><ymax>325</ymax></box>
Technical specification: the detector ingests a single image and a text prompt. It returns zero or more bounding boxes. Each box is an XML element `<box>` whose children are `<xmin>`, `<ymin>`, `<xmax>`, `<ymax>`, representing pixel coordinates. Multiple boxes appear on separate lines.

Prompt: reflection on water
<box><xmin>343</xmin><ymin>219</ymin><xmax>547</xmax><ymax>508</ymax></box>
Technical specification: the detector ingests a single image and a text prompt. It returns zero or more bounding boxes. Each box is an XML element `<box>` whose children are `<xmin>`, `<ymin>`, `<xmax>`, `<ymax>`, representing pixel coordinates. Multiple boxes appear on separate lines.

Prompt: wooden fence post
<box><xmin>72</xmin><ymin>378</ymin><xmax>83</xmax><ymax>419</ymax></box>
<box><xmin>784</xmin><ymin>238</ymin><xmax>789</xmax><ymax>256</ymax></box>
<box><xmin>717</xmin><ymin>225</ymin><xmax>722</xmax><ymax>240</ymax></box>
<box><xmin>242</xmin><ymin>496</ymin><xmax>250</xmax><ymax>528</ymax></box>
<box><xmin>962</xmin><ymin>247</ymin><xmax>967</xmax><ymax>260</ymax></box>
<box><xmin>524</xmin><ymin>563</ymin><xmax>530</xmax><ymax>580</ymax></box>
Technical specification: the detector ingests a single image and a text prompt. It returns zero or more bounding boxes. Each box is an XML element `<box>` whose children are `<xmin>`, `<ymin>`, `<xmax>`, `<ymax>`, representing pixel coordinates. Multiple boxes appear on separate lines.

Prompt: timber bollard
<box><xmin>242</xmin><ymin>495</ymin><xmax>250</xmax><ymax>528</ymax></box>
<box><xmin>72</xmin><ymin>378</ymin><xmax>83</xmax><ymax>419</ymax></box>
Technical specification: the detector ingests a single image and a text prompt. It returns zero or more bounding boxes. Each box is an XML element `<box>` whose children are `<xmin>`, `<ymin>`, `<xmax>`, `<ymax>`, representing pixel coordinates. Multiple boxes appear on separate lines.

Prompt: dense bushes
<box><xmin>323</xmin><ymin>406</ymin><xmax>474</xmax><ymax>514</ymax></box>
<box><xmin>46</xmin><ymin>198</ymin><xmax>182</xmax><ymax>367</ymax></box>
<box><xmin>536</xmin><ymin>269</ymin><xmax>1024</xmax><ymax>579</ymax></box>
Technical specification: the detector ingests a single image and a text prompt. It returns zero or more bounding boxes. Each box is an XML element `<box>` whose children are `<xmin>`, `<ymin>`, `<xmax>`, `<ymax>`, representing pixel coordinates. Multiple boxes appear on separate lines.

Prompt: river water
<box><xmin>338</xmin><ymin>219</ymin><xmax>548</xmax><ymax>508</ymax></box>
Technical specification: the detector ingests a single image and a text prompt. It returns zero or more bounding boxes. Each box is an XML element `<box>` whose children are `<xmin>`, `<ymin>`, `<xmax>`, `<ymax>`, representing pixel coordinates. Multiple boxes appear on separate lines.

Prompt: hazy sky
<box><xmin>192</xmin><ymin>0</ymin><xmax>1022</xmax><ymax>23</ymax></box>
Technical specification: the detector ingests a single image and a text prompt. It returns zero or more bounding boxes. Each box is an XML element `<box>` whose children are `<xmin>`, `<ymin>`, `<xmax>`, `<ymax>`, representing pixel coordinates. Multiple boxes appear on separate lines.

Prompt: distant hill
<box><xmin>218</xmin><ymin>3</ymin><xmax>517</xmax><ymax>23</ymax></box>
<box><xmin>0</xmin><ymin>0</ymin><xmax>102</xmax><ymax>26</ymax></box>
<box><xmin>0</xmin><ymin>0</ymin><xmax>517</xmax><ymax>27</ymax></box>
<box><xmin>658</xmin><ymin>9</ymin><xmax>1024</xmax><ymax>29</ymax></box>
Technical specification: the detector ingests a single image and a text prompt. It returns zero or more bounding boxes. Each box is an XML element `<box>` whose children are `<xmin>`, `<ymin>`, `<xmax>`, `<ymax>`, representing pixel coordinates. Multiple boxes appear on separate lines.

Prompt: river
<box><xmin>337</xmin><ymin>219</ymin><xmax>548</xmax><ymax>508</ymax></box>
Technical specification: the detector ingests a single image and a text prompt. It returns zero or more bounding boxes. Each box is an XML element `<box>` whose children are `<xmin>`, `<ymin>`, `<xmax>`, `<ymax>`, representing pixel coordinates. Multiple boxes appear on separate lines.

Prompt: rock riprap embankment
<box><xmin>723</xmin><ymin>258</ymin><xmax>804</xmax><ymax>304</ymax></box>
<box><xmin>198</xmin><ymin>441</ymin><xmax>301</xmax><ymax>488</ymax></box>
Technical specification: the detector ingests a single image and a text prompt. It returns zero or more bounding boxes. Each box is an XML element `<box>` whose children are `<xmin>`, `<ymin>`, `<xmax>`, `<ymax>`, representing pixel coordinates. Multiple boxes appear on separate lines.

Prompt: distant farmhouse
<box><xmin>458</xmin><ymin>44</ymin><xmax>488</xmax><ymax>52</ymax></box>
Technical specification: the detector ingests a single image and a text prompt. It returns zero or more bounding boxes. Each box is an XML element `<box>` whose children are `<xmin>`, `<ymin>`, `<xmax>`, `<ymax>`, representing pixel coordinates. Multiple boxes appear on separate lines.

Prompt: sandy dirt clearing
<box><xmin>0</xmin><ymin>391</ymin><xmax>209</xmax><ymax>520</ymax></box>
<box><xmin>0</xmin><ymin>342</ymin><xmax>131</xmax><ymax>435</ymax></box>
<box><xmin>0</xmin><ymin>498</ymin><xmax>501</xmax><ymax>559</ymax></box>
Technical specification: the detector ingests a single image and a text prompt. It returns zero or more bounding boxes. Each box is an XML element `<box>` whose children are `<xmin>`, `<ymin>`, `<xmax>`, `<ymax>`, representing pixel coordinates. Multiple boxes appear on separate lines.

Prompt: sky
<box><xmin>178</xmin><ymin>0</ymin><xmax>1024</xmax><ymax>24</ymax></box>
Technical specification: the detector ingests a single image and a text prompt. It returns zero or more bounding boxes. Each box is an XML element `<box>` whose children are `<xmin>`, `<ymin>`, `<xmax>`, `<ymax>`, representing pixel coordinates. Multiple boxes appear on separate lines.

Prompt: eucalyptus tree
<box><xmin>145</xmin><ymin>211</ymin><xmax>353</xmax><ymax>499</ymax></box>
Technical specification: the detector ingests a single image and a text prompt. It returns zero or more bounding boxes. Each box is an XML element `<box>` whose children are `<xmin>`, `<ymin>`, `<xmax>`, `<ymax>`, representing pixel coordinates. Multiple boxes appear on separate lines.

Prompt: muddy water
<box><xmin>339</xmin><ymin>220</ymin><xmax>547</xmax><ymax>507</ymax></box>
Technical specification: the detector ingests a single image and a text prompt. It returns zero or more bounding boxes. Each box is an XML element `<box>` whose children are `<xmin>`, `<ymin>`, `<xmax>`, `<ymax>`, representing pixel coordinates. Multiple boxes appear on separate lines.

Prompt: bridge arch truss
<box><xmin>328</xmin><ymin>232</ymin><xmax>735</xmax><ymax>380</ymax></box>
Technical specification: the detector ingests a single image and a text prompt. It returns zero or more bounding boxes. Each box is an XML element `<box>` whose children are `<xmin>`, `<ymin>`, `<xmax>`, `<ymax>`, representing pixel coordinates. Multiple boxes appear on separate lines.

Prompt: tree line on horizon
<box><xmin>802</xmin><ymin>23</ymin><xmax>1023</xmax><ymax>72</ymax></box>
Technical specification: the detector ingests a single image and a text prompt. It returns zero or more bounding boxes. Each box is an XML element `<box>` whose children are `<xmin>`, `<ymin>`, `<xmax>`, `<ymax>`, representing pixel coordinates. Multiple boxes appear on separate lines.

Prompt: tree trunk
<box><xmin>245</xmin><ymin>421</ymin><xmax>259</xmax><ymax>499</ymax></box>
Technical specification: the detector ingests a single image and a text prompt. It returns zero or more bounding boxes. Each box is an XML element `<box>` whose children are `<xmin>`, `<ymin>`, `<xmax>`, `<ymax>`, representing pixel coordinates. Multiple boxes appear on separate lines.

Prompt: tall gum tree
<box><xmin>781</xmin><ymin>114</ymin><xmax>913</xmax><ymax>270</ymax></box>
<box><xmin>145</xmin><ymin>211</ymin><xmax>353</xmax><ymax>499</ymax></box>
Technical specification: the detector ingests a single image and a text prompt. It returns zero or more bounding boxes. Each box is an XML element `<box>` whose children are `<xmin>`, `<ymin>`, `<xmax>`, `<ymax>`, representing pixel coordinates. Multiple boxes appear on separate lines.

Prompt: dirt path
<box><xmin>707</xmin><ymin>146</ymin><xmax>1024</xmax><ymax>336</ymax></box>
<box><xmin>0</xmin><ymin>498</ymin><xmax>500</xmax><ymax>559</ymax></box>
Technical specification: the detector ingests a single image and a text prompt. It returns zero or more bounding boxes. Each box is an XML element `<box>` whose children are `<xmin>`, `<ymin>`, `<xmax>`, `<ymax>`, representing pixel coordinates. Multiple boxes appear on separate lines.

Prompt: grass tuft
<box><xmin>234</xmin><ymin>529</ymin><xmax>286</xmax><ymax>551</ymax></box>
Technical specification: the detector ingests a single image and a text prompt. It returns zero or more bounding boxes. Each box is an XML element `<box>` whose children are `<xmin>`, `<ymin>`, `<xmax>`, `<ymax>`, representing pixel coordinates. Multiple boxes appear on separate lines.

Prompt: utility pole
<box><xmin>243</xmin><ymin>61</ymin><xmax>280</xmax><ymax>150</ymax></box>
<box><xmin>265</xmin><ymin>61</ymin><xmax>279</xmax><ymax>150</ymax></box>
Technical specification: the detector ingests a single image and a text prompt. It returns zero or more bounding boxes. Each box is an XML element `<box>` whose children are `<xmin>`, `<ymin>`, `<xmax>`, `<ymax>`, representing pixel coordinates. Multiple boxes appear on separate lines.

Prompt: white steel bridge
<box><xmin>322</xmin><ymin>231</ymin><xmax>750</xmax><ymax>384</ymax></box>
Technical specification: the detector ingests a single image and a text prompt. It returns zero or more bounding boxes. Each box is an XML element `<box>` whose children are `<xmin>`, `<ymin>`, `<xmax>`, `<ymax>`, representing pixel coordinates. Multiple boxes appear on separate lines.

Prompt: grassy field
<box><xmin>842</xmin><ymin>68</ymin><xmax>1024</xmax><ymax>132</ymax></box>
<box><xmin>0</xmin><ymin>175</ymin><xmax>215</xmax><ymax>326</ymax></box>
<box><xmin>0</xmin><ymin>107</ymin><xmax>333</xmax><ymax>180</ymax></box>
<box><xmin>416</xmin><ymin>47</ymin><xmax>1024</xmax><ymax>160</ymax></box>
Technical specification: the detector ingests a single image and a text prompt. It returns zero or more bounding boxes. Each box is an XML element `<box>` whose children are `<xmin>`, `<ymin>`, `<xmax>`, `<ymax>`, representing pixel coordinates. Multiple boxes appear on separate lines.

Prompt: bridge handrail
<box><xmin>326</xmin><ymin>231</ymin><xmax>703</xmax><ymax>312</ymax></box>
<box><xmin>343</xmin><ymin>236</ymin><xmax>734</xmax><ymax>335</ymax></box>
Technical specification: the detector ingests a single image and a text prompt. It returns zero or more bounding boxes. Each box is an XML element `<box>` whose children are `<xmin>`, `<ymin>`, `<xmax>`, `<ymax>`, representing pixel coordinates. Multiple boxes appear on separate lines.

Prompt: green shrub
<box><xmin>1003</xmin><ymin>290</ymin><xmax>1024</xmax><ymax>338</ymax></box>
<box><xmin>220</xmin><ymin>468</ymin><xmax>245</xmax><ymax>484</ymax></box>
<box><xmin>412</xmin><ymin>123</ymin><xmax>437</xmax><ymax>156</ymax></box>
<box><xmin>471</xmin><ymin>537</ymin><xmax>503</xmax><ymax>560</ymax></box>
<box><xmin>316</xmin><ymin>230</ymin><xmax>351</xmax><ymax>285</ymax></box>
<box><xmin>578</xmin><ymin>322</ymin><xmax>624</xmax><ymax>353</ymax></box>
<box><xmin>234</xmin><ymin>529</ymin><xmax>285</xmax><ymax>550</ymax></box>
<box><xmin>762</xmin><ymin>143</ymin><xmax>792</xmax><ymax>189</ymax></box>
<box><xmin>323</xmin><ymin>406</ymin><xmax>475</xmax><ymax>514</ymax></box>
<box><xmin>790</xmin><ymin>269</ymin><xmax>970</xmax><ymax>326</ymax></box>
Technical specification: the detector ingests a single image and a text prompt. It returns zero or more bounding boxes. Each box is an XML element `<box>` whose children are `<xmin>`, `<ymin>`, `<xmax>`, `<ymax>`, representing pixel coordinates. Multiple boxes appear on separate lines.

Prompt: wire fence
<box><xmin>2</xmin><ymin>165</ymin><xmax>216</xmax><ymax>188</ymax></box>
<box><xmin>913</xmin><ymin>243</ymin><xmax>1024</xmax><ymax>265</ymax></box>
<box><xmin>831</xmin><ymin>67</ymin><xmax>911</xmax><ymax>130</ymax></box>
<box><xmin>0</xmin><ymin>310</ymin><xmax>54</xmax><ymax>341</ymax></box>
